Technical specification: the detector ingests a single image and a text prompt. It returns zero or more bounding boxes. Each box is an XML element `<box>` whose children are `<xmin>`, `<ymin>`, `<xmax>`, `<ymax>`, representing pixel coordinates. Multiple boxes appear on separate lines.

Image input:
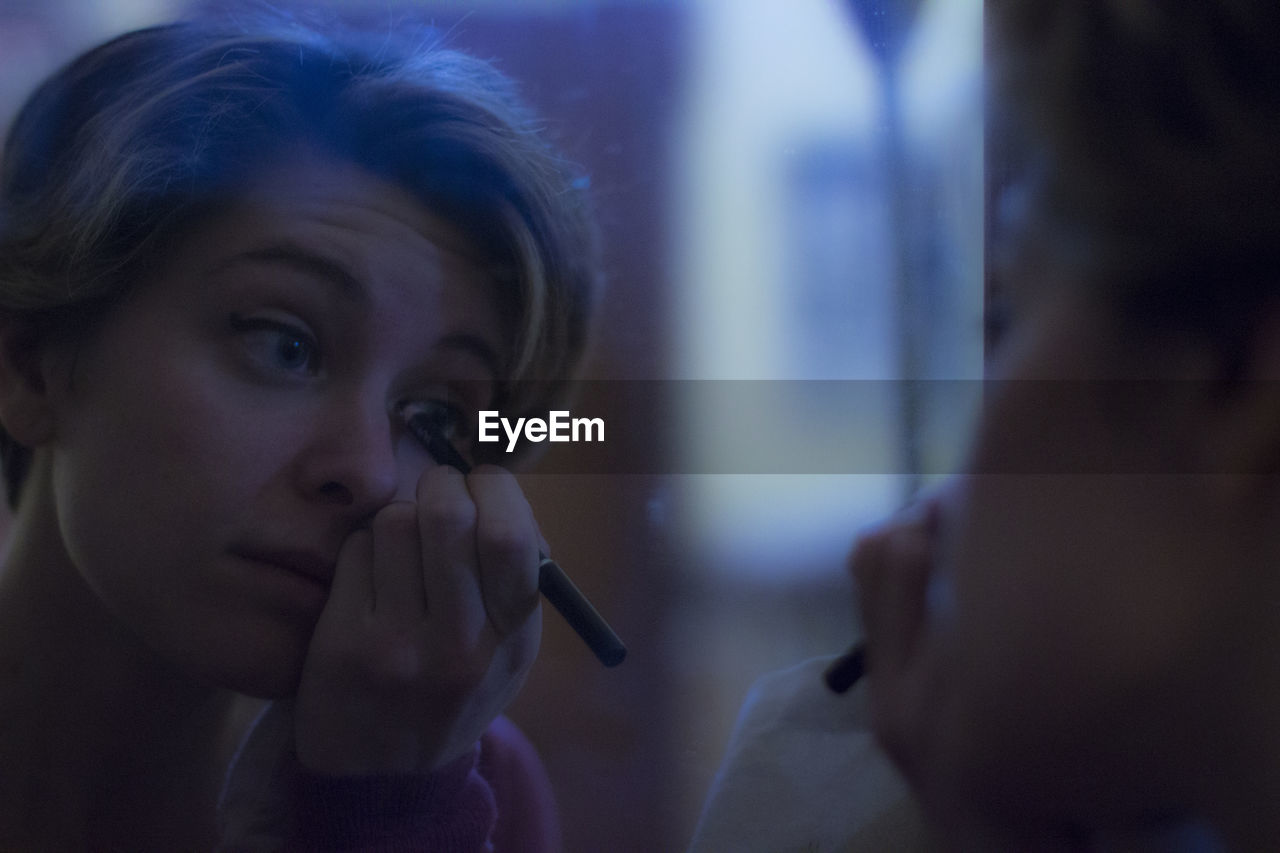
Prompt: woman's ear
<box><xmin>0</xmin><ymin>317</ymin><xmax>58</xmax><ymax>447</ymax></box>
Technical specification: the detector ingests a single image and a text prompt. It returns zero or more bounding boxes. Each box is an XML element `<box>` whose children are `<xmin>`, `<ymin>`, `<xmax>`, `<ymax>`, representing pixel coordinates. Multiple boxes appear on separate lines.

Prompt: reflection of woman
<box><xmin>859</xmin><ymin>0</ymin><xmax>1280</xmax><ymax>848</ymax></box>
<box><xmin>0</xmin><ymin>18</ymin><xmax>596</xmax><ymax>849</ymax></box>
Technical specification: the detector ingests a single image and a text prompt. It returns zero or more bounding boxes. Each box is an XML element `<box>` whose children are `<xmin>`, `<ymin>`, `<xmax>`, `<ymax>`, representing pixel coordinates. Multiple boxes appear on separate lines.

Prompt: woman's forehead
<box><xmin>235</xmin><ymin>153</ymin><xmax>486</xmax><ymax>262</ymax></box>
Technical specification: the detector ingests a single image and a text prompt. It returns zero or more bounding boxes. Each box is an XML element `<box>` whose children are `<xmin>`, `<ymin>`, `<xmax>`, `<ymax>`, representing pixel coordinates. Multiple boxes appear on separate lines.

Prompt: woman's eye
<box><xmin>229</xmin><ymin>314</ymin><xmax>319</xmax><ymax>376</ymax></box>
<box><xmin>400</xmin><ymin>399</ymin><xmax>469</xmax><ymax>445</ymax></box>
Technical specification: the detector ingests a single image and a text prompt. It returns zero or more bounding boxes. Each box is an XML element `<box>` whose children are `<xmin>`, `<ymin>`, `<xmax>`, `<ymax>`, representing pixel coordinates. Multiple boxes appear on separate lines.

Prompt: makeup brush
<box><xmin>823</xmin><ymin>643</ymin><xmax>865</xmax><ymax>694</ymax></box>
<box><xmin>404</xmin><ymin>408</ymin><xmax>627</xmax><ymax>668</ymax></box>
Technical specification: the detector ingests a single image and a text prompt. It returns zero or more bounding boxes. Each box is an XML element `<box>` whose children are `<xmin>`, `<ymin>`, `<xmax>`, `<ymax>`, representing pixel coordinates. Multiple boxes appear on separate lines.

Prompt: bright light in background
<box><xmin>901</xmin><ymin>0</ymin><xmax>983</xmax><ymax>146</ymax></box>
<box><xmin>674</xmin><ymin>0</ymin><xmax>882</xmax><ymax>382</ymax></box>
<box><xmin>674</xmin><ymin>0</ymin><xmax>983</xmax><ymax>581</ymax></box>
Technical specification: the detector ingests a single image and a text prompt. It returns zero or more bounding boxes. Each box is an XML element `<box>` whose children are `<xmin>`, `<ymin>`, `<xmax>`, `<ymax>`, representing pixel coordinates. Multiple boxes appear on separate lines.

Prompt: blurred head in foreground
<box><xmin>856</xmin><ymin>2</ymin><xmax>1280</xmax><ymax>848</ymax></box>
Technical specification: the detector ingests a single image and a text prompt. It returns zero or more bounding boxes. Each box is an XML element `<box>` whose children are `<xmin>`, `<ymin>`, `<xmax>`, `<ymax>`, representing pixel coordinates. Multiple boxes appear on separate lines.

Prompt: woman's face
<box><xmin>925</xmin><ymin>275</ymin><xmax>1266</xmax><ymax>825</ymax></box>
<box><xmin>43</xmin><ymin>155</ymin><xmax>504</xmax><ymax>697</ymax></box>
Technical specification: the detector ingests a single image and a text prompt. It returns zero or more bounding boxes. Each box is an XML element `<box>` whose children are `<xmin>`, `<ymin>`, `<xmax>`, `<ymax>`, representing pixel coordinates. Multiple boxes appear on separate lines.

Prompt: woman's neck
<box><xmin>0</xmin><ymin>486</ymin><xmax>252</xmax><ymax>848</ymax></box>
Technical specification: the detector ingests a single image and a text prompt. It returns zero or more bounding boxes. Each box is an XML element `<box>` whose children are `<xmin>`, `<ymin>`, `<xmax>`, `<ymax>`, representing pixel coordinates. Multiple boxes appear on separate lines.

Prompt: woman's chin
<box><xmin>172</xmin><ymin>633</ymin><xmax>310</xmax><ymax>699</ymax></box>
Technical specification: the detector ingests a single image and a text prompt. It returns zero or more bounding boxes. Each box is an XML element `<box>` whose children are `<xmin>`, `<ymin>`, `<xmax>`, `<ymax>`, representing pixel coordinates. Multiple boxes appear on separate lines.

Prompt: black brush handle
<box><xmin>823</xmin><ymin>643</ymin><xmax>865</xmax><ymax>694</ymax></box>
<box><xmin>407</xmin><ymin>412</ymin><xmax>627</xmax><ymax>668</ymax></box>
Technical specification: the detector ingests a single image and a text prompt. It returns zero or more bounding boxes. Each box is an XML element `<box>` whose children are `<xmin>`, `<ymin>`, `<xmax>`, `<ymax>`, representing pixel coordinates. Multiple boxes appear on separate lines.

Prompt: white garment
<box><xmin>216</xmin><ymin>700</ymin><xmax>296</xmax><ymax>852</ymax></box>
<box><xmin>689</xmin><ymin>655</ymin><xmax>933</xmax><ymax>853</ymax></box>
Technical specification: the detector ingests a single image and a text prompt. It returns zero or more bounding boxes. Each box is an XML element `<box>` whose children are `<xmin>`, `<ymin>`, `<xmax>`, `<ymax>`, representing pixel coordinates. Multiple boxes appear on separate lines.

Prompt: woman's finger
<box><xmin>853</xmin><ymin>502</ymin><xmax>937</xmax><ymax>677</ymax></box>
<box><xmin>327</xmin><ymin>525</ymin><xmax>375</xmax><ymax>616</ymax></box>
<box><xmin>871</xmin><ymin>519</ymin><xmax>934</xmax><ymax>678</ymax></box>
<box><xmin>468</xmin><ymin>465</ymin><xmax>541</xmax><ymax>636</ymax></box>
<box><xmin>850</xmin><ymin>520</ymin><xmax>893</xmax><ymax>664</ymax></box>
<box><xmin>415</xmin><ymin>464</ymin><xmax>487</xmax><ymax>651</ymax></box>
<box><xmin>369</xmin><ymin>500</ymin><xmax>427</xmax><ymax>624</ymax></box>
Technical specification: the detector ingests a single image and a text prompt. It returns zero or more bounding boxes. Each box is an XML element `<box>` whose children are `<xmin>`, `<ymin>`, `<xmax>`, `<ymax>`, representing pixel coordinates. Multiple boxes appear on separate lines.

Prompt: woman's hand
<box><xmin>852</xmin><ymin>496</ymin><xmax>941</xmax><ymax>787</ymax></box>
<box><xmin>853</xmin><ymin>489</ymin><xmax>1087</xmax><ymax>850</ymax></box>
<box><xmin>293</xmin><ymin>463</ymin><xmax>542</xmax><ymax>775</ymax></box>
<box><xmin>851</xmin><ymin>492</ymin><xmax>1013</xmax><ymax>845</ymax></box>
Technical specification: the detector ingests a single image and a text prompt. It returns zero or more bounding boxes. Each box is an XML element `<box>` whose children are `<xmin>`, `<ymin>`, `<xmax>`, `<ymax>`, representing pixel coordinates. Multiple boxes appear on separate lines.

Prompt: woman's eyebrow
<box><xmin>213</xmin><ymin>243</ymin><xmax>503</xmax><ymax>381</ymax></box>
<box><xmin>213</xmin><ymin>242</ymin><xmax>370</xmax><ymax>306</ymax></box>
<box><xmin>437</xmin><ymin>332</ymin><xmax>502</xmax><ymax>384</ymax></box>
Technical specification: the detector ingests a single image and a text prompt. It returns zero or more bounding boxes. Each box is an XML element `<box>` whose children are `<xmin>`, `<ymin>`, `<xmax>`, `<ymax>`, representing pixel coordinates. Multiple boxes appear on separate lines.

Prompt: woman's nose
<box><xmin>297</xmin><ymin>401</ymin><xmax>402</xmax><ymax>518</ymax></box>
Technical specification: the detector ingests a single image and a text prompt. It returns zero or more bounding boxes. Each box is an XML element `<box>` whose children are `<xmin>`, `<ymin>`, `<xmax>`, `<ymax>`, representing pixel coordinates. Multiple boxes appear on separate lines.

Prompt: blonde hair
<box><xmin>0</xmin><ymin>19</ymin><xmax>600</xmax><ymax>504</ymax></box>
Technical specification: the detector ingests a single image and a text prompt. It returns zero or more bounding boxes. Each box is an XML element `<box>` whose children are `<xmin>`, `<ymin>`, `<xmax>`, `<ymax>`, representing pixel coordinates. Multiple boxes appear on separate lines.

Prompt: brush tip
<box><xmin>823</xmin><ymin>644</ymin><xmax>865</xmax><ymax>694</ymax></box>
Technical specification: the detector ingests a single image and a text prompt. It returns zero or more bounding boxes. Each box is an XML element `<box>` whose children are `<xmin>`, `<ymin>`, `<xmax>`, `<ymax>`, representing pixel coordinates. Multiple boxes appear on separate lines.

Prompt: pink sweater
<box><xmin>219</xmin><ymin>709</ymin><xmax>560</xmax><ymax>852</ymax></box>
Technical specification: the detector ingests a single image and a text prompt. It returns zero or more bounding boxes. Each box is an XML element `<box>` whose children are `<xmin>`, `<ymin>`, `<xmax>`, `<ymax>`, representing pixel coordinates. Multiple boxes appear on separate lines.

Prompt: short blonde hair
<box><xmin>0</xmin><ymin>19</ymin><xmax>601</xmax><ymax>505</ymax></box>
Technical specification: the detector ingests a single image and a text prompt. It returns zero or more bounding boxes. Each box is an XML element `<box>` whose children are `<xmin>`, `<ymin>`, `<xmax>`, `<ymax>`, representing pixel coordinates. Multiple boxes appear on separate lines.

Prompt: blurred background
<box><xmin>0</xmin><ymin>0</ymin><xmax>982</xmax><ymax>848</ymax></box>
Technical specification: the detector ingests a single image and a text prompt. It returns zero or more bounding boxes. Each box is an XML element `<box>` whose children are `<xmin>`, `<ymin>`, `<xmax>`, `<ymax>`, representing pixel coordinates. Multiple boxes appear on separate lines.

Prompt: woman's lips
<box><xmin>230</xmin><ymin>546</ymin><xmax>336</xmax><ymax>590</ymax></box>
